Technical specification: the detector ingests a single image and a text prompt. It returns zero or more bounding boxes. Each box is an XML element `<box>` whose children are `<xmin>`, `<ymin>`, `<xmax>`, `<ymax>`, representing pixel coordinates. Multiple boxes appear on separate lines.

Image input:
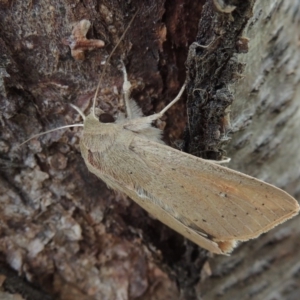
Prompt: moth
<box><xmin>22</xmin><ymin>12</ymin><xmax>299</xmax><ymax>254</ymax></box>
<box><xmin>23</xmin><ymin>61</ymin><xmax>299</xmax><ymax>255</ymax></box>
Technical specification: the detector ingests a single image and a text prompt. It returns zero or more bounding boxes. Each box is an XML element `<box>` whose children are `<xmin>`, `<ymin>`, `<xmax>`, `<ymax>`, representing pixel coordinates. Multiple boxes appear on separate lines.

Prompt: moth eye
<box><xmin>99</xmin><ymin>113</ymin><xmax>115</xmax><ymax>123</ymax></box>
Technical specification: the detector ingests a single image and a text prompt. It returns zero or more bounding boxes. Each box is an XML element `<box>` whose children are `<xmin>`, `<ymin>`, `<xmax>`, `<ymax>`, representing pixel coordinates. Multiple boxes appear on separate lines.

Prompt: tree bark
<box><xmin>0</xmin><ymin>0</ymin><xmax>299</xmax><ymax>300</ymax></box>
<box><xmin>199</xmin><ymin>1</ymin><xmax>300</xmax><ymax>299</ymax></box>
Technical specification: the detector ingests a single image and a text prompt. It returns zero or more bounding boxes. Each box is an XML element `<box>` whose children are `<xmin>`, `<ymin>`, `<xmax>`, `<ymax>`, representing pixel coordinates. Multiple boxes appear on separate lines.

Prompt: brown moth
<box><xmin>77</xmin><ymin>64</ymin><xmax>299</xmax><ymax>254</ymax></box>
<box><xmin>22</xmin><ymin>14</ymin><xmax>299</xmax><ymax>254</ymax></box>
<box><xmin>23</xmin><ymin>62</ymin><xmax>299</xmax><ymax>255</ymax></box>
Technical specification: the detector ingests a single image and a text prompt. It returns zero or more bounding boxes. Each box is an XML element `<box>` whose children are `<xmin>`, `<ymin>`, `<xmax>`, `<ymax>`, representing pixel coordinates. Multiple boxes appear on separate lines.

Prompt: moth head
<box><xmin>20</xmin><ymin>104</ymin><xmax>112</xmax><ymax>146</ymax></box>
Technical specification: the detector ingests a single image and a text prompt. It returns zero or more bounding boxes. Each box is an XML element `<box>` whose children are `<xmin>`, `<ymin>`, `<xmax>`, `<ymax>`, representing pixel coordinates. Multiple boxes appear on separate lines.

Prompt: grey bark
<box><xmin>199</xmin><ymin>1</ymin><xmax>300</xmax><ymax>299</ymax></box>
<box><xmin>0</xmin><ymin>0</ymin><xmax>299</xmax><ymax>299</ymax></box>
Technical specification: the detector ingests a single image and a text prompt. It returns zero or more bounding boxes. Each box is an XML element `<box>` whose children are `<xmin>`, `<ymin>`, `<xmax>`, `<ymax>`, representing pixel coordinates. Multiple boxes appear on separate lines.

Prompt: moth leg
<box><xmin>120</xmin><ymin>61</ymin><xmax>133</xmax><ymax>119</ymax></box>
<box><xmin>123</xmin><ymin>83</ymin><xmax>186</xmax><ymax>131</ymax></box>
<box><xmin>209</xmin><ymin>157</ymin><xmax>231</xmax><ymax>164</ymax></box>
<box><xmin>154</xmin><ymin>83</ymin><xmax>186</xmax><ymax>119</ymax></box>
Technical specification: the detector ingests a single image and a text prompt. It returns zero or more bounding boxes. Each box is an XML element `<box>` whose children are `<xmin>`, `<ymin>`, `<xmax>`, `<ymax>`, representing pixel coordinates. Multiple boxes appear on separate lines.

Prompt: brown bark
<box><xmin>0</xmin><ymin>0</ymin><xmax>299</xmax><ymax>299</ymax></box>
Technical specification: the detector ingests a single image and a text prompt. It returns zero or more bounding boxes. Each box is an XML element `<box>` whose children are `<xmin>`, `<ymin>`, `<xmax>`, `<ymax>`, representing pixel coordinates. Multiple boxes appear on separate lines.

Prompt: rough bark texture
<box><xmin>0</xmin><ymin>0</ymin><xmax>299</xmax><ymax>300</ymax></box>
<box><xmin>199</xmin><ymin>1</ymin><xmax>300</xmax><ymax>299</ymax></box>
<box><xmin>185</xmin><ymin>1</ymin><xmax>253</xmax><ymax>160</ymax></box>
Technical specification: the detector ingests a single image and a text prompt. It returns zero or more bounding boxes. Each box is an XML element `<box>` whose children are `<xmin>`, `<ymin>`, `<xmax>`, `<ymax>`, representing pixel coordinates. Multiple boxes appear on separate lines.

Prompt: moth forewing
<box><xmin>75</xmin><ymin>61</ymin><xmax>300</xmax><ymax>255</ymax></box>
<box><xmin>80</xmin><ymin>118</ymin><xmax>299</xmax><ymax>254</ymax></box>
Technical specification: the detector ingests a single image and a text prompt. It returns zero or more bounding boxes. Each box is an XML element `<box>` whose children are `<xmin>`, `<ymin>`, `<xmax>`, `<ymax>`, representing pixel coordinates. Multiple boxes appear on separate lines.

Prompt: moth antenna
<box><xmin>70</xmin><ymin>104</ymin><xmax>86</xmax><ymax>121</ymax></box>
<box><xmin>92</xmin><ymin>9</ymin><xmax>139</xmax><ymax>118</ymax></box>
<box><xmin>19</xmin><ymin>124</ymin><xmax>84</xmax><ymax>147</ymax></box>
<box><xmin>20</xmin><ymin>103</ymin><xmax>87</xmax><ymax>147</ymax></box>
